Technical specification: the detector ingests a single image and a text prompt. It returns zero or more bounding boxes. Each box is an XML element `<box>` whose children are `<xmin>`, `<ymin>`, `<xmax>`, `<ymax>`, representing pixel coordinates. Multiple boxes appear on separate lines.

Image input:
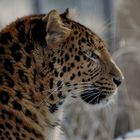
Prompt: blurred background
<box><xmin>0</xmin><ymin>0</ymin><xmax>140</xmax><ymax>140</ymax></box>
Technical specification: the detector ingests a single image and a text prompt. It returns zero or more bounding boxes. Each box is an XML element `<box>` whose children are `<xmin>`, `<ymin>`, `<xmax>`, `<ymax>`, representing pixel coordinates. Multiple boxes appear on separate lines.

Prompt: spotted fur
<box><xmin>0</xmin><ymin>9</ymin><xmax>123</xmax><ymax>140</ymax></box>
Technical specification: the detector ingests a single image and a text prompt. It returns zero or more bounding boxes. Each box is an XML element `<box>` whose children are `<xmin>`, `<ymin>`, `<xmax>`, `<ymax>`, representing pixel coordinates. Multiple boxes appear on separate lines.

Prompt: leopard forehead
<box><xmin>52</xmin><ymin>15</ymin><xmax>107</xmax><ymax>64</ymax></box>
<box><xmin>45</xmin><ymin>11</ymin><xmax>123</xmax><ymax>101</ymax></box>
<box><xmin>47</xmin><ymin>17</ymin><xmax>107</xmax><ymax>71</ymax></box>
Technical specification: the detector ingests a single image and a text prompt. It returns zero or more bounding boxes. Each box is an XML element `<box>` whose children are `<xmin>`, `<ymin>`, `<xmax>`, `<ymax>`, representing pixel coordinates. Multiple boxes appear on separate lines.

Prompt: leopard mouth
<box><xmin>80</xmin><ymin>89</ymin><xmax>107</xmax><ymax>105</ymax></box>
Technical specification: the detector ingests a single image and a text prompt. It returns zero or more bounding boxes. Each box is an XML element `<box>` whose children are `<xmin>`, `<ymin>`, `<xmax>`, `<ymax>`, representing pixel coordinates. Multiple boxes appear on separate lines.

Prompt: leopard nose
<box><xmin>113</xmin><ymin>78</ymin><xmax>122</xmax><ymax>87</ymax></box>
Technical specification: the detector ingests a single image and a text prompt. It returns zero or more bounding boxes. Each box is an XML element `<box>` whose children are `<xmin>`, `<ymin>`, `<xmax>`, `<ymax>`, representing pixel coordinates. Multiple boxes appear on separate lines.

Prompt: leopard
<box><xmin>0</xmin><ymin>9</ymin><xmax>124</xmax><ymax>140</ymax></box>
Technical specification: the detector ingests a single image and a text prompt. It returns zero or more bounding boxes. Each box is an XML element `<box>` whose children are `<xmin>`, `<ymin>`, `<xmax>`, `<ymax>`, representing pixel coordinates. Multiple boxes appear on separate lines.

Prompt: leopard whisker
<box><xmin>36</xmin><ymin>82</ymin><xmax>98</xmax><ymax>107</ymax></box>
<box><xmin>40</xmin><ymin>86</ymin><xmax>94</xmax><ymax>106</ymax></box>
<box><xmin>80</xmin><ymin>91</ymin><xmax>100</xmax><ymax>98</ymax></box>
<box><xmin>88</xmin><ymin>92</ymin><xmax>101</xmax><ymax>104</ymax></box>
<box><xmin>82</xmin><ymin>91</ymin><xmax>101</xmax><ymax>101</ymax></box>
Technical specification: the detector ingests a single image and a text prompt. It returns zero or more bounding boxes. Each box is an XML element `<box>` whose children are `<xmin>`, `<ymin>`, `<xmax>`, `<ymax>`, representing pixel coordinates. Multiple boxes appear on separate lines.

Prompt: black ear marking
<box><xmin>61</xmin><ymin>8</ymin><xmax>69</xmax><ymax>18</ymax></box>
<box><xmin>61</xmin><ymin>8</ymin><xmax>75</xmax><ymax>20</ymax></box>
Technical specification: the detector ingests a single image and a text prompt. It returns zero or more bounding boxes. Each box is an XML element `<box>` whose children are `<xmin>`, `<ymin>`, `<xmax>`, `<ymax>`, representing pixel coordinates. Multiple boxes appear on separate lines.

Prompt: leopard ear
<box><xmin>43</xmin><ymin>10</ymin><xmax>71</xmax><ymax>46</ymax></box>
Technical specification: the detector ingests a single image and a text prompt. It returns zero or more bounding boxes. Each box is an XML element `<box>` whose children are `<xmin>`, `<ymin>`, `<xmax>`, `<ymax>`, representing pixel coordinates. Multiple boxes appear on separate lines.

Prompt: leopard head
<box><xmin>42</xmin><ymin>9</ymin><xmax>124</xmax><ymax>106</ymax></box>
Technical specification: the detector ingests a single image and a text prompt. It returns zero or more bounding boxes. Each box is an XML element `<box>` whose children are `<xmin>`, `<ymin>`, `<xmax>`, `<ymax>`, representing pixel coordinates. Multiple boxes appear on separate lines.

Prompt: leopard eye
<box><xmin>86</xmin><ymin>51</ymin><xmax>99</xmax><ymax>60</ymax></box>
<box><xmin>91</xmin><ymin>52</ymin><xmax>99</xmax><ymax>59</ymax></box>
